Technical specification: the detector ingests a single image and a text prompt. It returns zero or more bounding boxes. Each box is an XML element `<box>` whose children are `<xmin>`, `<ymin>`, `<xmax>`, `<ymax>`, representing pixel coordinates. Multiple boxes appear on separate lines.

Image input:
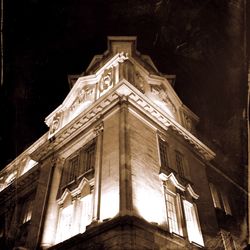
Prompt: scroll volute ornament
<box><xmin>183</xmin><ymin>113</ymin><xmax>193</xmax><ymax>132</ymax></box>
<box><xmin>135</xmin><ymin>71</ymin><xmax>145</xmax><ymax>93</ymax></box>
<box><xmin>50</xmin><ymin>112</ymin><xmax>63</xmax><ymax>135</ymax></box>
<box><xmin>99</xmin><ymin>68</ymin><xmax>113</xmax><ymax>93</ymax></box>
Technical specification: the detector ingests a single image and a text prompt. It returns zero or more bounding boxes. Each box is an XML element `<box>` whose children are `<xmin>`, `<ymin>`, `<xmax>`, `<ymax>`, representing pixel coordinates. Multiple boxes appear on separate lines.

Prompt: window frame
<box><xmin>163</xmin><ymin>185</ymin><xmax>183</xmax><ymax>236</ymax></box>
<box><xmin>56</xmin><ymin>203</ymin><xmax>74</xmax><ymax>243</ymax></box>
<box><xmin>158</xmin><ymin>136</ymin><xmax>170</xmax><ymax>170</ymax></box>
<box><xmin>175</xmin><ymin>150</ymin><xmax>185</xmax><ymax>177</ymax></box>
<box><xmin>182</xmin><ymin>199</ymin><xmax>204</xmax><ymax>246</ymax></box>
<box><xmin>209</xmin><ymin>183</ymin><xmax>232</xmax><ymax>215</ymax></box>
<box><xmin>60</xmin><ymin>139</ymin><xmax>97</xmax><ymax>189</ymax></box>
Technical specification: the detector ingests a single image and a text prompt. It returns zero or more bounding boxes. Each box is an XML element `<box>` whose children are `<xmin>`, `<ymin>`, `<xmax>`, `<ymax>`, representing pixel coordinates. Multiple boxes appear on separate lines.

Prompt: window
<box><xmin>161</xmin><ymin>174</ymin><xmax>204</xmax><ymax>246</ymax></box>
<box><xmin>56</xmin><ymin>204</ymin><xmax>74</xmax><ymax>243</ymax></box>
<box><xmin>183</xmin><ymin>200</ymin><xmax>204</xmax><ymax>246</ymax></box>
<box><xmin>221</xmin><ymin>192</ymin><xmax>232</xmax><ymax>215</ymax></box>
<box><xmin>56</xmin><ymin>177</ymin><xmax>94</xmax><ymax>244</ymax></box>
<box><xmin>209</xmin><ymin>183</ymin><xmax>232</xmax><ymax>215</ymax></box>
<box><xmin>164</xmin><ymin>185</ymin><xmax>182</xmax><ymax>236</ymax></box>
<box><xmin>159</xmin><ymin>137</ymin><xmax>169</xmax><ymax>169</ymax></box>
<box><xmin>209</xmin><ymin>183</ymin><xmax>222</xmax><ymax>209</ymax></box>
<box><xmin>60</xmin><ymin>140</ymin><xmax>96</xmax><ymax>188</ymax></box>
<box><xmin>81</xmin><ymin>142</ymin><xmax>96</xmax><ymax>174</ymax></box>
<box><xmin>79</xmin><ymin>194</ymin><xmax>93</xmax><ymax>233</ymax></box>
<box><xmin>165</xmin><ymin>192</ymin><xmax>181</xmax><ymax>235</ymax></box>
<box><xmin>68</xmin><ymin>155</ymin><xmax>80</xmax><ymax>182</ymax></box>
<box><xmin>22</xmin><ymin>199</ymin><xmax>33</xmax><ymax>224</ymax></box>
<box><xmin>175</xmin><ymin>151</ymin><xmax>184</xmax><ymax>177</ymax></box>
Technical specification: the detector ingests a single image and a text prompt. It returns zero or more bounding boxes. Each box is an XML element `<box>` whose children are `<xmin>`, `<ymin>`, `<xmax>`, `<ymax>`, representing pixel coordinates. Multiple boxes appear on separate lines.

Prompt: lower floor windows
<box><xmin>55</xmin><ymin>192</ymin><xmax>93</xmax><ymax>244</ymax></box>
<box><xmin>209</xmin><ymin>183</ymin><xmax>232</xmax><ymax>215</ymax></box>
<box><xmin>183</xmin><ymin>200</ymin><xmax>204</xmax><ymax>246</ymax></box>
<box><xmin>56</xmin><ymin>204</ymin><xmax>74</xmax><ymax>243</ymax></box>
<box><xmin>165</xmin><ymin>192</ymin><xmax>182</xmax><ymax>235</ymax></box>
<box><xmin>163</xmin><ymin>176</ymin><xmax>204</xmax><ymax>247</ymax></box>
<box><xmin>80</xmin><ymin>194</ymin><xmax>93</xmax><ymax>233</ymax></box>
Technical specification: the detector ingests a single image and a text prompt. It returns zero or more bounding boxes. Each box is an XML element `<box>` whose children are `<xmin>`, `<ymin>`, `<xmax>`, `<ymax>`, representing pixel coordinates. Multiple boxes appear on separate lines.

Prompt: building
<box><xmin>0</xmin><ymin>37</ymin><xmax>247</xmax><ymax>249</ymax></box>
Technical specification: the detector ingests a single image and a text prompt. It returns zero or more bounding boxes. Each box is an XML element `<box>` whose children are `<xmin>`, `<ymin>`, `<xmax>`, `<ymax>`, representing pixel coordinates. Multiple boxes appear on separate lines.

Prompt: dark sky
<box><xmin>0</xmin><ymin>0</ymin><xmax>248</xmax><ymax>180</ymax></box>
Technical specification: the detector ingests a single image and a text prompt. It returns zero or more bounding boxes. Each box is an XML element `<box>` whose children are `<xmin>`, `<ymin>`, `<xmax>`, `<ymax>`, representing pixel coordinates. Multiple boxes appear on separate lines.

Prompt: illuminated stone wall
<box><xmin>99</xmin><ymin>112</ymin><xmax>120</xmax><ymax>221</ymax></box>
<box><xmin>128</xmin><ymin>112</ymin><xmax>167</xmax><ymax>225</ymax></box>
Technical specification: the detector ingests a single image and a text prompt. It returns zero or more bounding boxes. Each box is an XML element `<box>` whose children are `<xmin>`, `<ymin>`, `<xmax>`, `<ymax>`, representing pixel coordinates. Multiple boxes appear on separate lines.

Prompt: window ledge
<box><xmin>190</xmin><ymin>241</ymin><xmax>204</xmax><ymax>248</ymax></box>
<box><xmin>171</xmin><ymin>232</ymin><xmax>184</xmax><ymax>240</ymax></box>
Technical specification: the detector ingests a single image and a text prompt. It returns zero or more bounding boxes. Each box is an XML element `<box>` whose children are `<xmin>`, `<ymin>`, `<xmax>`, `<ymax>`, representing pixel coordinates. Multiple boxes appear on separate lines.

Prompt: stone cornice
<box><xmin>1</xmin><ymin>80</ymin><xmax>215</xmax><ymax>186</ymax></box>
<box><xmin>32</xmin><ymin>80</ymin><xmax>215</xmax><ymax>163</ymax></box>
<box><xmin>117</xmin><ymin>81</ymin><xmax>215</xmax><ymax>161</ymax></box>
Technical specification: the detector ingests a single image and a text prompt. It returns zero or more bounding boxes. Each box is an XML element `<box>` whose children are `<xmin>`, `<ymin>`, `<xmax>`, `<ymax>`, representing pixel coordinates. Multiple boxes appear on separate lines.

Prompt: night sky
<box><xmin>0</xmin><ymin>0</ymin><xmax>248</xmax><ymax>180</ymax></box>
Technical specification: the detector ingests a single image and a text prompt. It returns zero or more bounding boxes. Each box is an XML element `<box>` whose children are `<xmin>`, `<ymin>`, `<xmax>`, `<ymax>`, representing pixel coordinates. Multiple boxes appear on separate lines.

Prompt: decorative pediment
<box><xmin>57</xmin><ymin>177</ymin><xmax>94</xmax><ymax>205</ymax></box>
<box><xmin>45</xmin><ymin>36</ymin><xmax>200</xmax><ymax>143</ymax></box>
<box><xmin>159</xmin><ymin>172</ymin><xmax>199</xmax><ymax>199</ymax></box>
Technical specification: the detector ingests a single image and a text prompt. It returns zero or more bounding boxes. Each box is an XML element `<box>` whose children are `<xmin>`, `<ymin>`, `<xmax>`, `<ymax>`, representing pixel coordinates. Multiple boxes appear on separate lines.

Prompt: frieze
<box><xmin>32</xmin><ymin>92</ymin><xmax>120</xmax><ymax>161</ymax></box>
<box><xmin>33</xmin><ymin>82</ymin><xmax>214</xmax><ymax>163</ymax></box>
<box><xmin>127</xmin><ymin>87</ymin><xmax>214</xmax><ymax>161</ymax></box>
<box><xmin>70</xmin><ymin>85</ymin><xmax>95</xmax><ymax>112</ymax></box>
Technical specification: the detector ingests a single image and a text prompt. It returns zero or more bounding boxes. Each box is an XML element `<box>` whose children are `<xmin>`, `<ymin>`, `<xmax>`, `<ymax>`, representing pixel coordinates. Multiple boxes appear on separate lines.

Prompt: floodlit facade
<box><xmin>0</xmin><ymin>37</ymin><xmax>247</xmax><ymax>249</ymax></box>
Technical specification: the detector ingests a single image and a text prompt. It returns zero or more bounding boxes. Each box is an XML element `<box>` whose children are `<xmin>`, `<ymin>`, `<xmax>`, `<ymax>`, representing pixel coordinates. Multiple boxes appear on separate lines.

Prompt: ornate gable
<box><xmin>45</xmin><ymin>37</ymin><xmax>198</xmax><ymax>138</ymax></box>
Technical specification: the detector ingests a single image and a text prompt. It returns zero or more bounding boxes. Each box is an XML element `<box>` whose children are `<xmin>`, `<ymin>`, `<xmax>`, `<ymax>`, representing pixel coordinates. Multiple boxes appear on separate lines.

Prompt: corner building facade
<box><xmin>0</xmin><ymin>37</ymin><xmax>247</xmax><ymax>249</ymax></box>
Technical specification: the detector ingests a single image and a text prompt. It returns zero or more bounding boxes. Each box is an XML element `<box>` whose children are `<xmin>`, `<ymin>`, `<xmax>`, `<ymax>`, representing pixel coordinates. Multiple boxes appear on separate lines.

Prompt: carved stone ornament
<box><xmin>117</xmin><ymin>52</ymin><xmax>129</xmax><ymax>63</ymax></box>
<box><xmin>51</xmin><ymin>156</ymin><xmax>65</xmax><ymax>168</ymax></box>
<box><xmin>70</xmin><ymin>85</ymin><xmax>94</xmax><ymax>113</ymax></box>
<box><xmin>99</xmin><ymin>68</ymin><xmax>113</xmax><ymax>93</ymax></box>
<box><xmin>50</xmin><ymin>112</ymin><xmax>63</xmax><ymax>135</ymax></box>
<box><xmin>94</xmin><ymin>122</ymin><xmax>104</xmax><ymax>136</ymax></box>
<box><xmin>78</xmin><ymin>85</ymin><xmax>94</xmax><ymax>103</ymax></box>
<box><xmin>151</xmin><ymin>85</ymin><xmax>176</xmax><ymax>114</ymax></box>
<box><xmin>184</xmin><ymin>113</ymin><xmax>192</xmax><ymax>131</ymax></box>
<box><xmin>134</xmin><ymin>71</ymin><xmax>145</xmax><ymax>93</ymax></box>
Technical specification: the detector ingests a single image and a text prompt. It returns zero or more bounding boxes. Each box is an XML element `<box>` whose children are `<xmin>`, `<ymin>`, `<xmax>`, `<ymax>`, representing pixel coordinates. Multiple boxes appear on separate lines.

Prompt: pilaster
<box><xmin>119</xmin><ymin>96</ymin><xmax>132</xmax><ymax>216</ymax></box>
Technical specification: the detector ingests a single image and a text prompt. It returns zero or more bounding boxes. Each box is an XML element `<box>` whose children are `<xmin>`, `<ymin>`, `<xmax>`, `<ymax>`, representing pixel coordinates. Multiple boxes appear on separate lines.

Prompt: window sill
<box><xmin>190</xmin><ymin>241</ymin><xmax>204</xmax><ymax>248</ymax></box>
<box><xmin>171</xmin><ymin>232</ymin><xmax>184</xmax><ymax>240</ymax></box>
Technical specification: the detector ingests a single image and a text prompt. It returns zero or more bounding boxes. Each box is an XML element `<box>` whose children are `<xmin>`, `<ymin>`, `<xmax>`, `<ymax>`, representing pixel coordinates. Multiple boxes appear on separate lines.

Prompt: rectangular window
<box><xmin>209</xmin><ymin>183</ymin><xmax>232</xmax><ymax>215</ymax></box>
<box><xmin>209</xmin><ymin>183</ymin><xmax>222</xmax><ymax>209</ymax></box>
<box><xmin>56</xmin><ymin>204</ymin><xmax>74</xmax><ymax>243</ymax></box>
<box><xmin>159</xmin><ymin>138</ymin><xmax>169</xmax><ymax>169</ymax></box>
<box><xmin>165</xmin><ymin>191</ymin><xmax>181</xmax><ymax>235</ymax></box>
<box><xmin>183</xmin><ymin>200</ymin><xmax>204</xmax><ymax>246</ymax></box>
<box><xmin>221</xmin><ymin>192</ymin><xmax>232</xmax><ymax>215</ymax></box>
<box><xmin>175</xmin><ymin>151</ymin><xmax>184</xmax><ymax>177</ymax></box>
<box><xmin>81</xmin><ymin>142</ymin><xmax>96</xmax><ymax>174</ymax></box>
<box><xmin>68</xmin><ymin>155</ymin><xmax>79</xmax><ymax>182</ymax></box>
<box><xmin>80</xmin><ymin>194</ymin><xmax>93</xmax><ymax>233</ymax></box>
<box><xmin>22</xmin><ymin>199</ymin><xmax>33</xmax><ymax>224</ymax></box>
<box><xmin>60</xmin><ymin>140</ymin><xmax>96</xmax><ymax>188</ymax></box>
